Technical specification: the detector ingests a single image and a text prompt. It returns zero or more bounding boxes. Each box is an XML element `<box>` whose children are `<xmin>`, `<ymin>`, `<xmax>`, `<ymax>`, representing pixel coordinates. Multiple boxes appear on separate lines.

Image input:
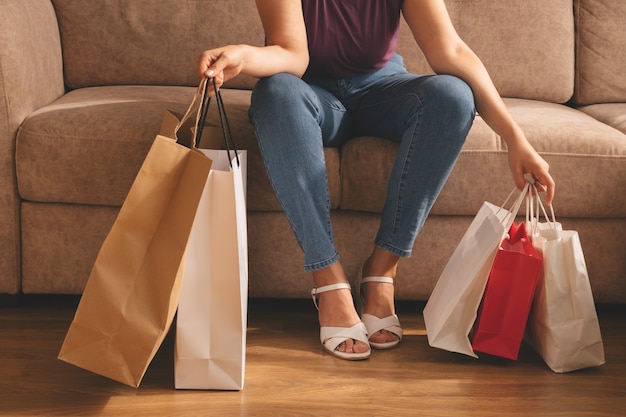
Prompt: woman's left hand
<box><xmin>506</xmin><ymin>136</ymin><xmax>555</xmax><ymax>205</ymax></box>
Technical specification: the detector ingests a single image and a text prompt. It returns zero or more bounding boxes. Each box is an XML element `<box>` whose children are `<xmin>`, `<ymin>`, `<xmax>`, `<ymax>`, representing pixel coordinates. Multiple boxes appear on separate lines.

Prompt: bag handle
<box><xmin>525</xmin><ymin>186</ymin><xmax>542</xmax><ymax>233</ymax></box>
<box><xmin>520</xmin><ymin>174</ymin><xmax>556</xmax><ymax>227</ymax></box>
<box><xmin>531</xmin><ymin>184</ymin><xmax>557</xmax><ymax>226</ymax></box>
<box><xmin>173</xmin><ymin>77</ymin><xmax>209</xmax><ymax>148</ymax></box>
<box><xmin>525</xmin><ymin>183</ymin><xmax>559</xmax><ymax>243</ymax></box>
<box><xmin>194</xmin><ymin>78</ymin><xmax>241</xmax><ymax>168</ymax></box>
<box><xmin>497</xmin><ymin>181</ymin><xmax>532</xmax><ymax>228</ymax></box>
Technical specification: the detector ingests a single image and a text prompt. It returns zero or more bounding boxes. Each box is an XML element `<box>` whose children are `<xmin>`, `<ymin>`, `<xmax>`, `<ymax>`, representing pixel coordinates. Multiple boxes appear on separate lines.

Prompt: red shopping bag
<box><xmin>471</xmin><ymin>222</ymin><xmax>543</xmax><ymax>360</ymax></box>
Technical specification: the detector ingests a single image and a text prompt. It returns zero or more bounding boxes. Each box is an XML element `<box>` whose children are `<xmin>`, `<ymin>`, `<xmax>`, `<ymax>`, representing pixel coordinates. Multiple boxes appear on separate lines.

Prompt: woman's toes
<box><xmin>338</xmin><ymin>340</ymin><xmax>352</xmax><ymax>353</ymax></box>
<box><xmin>337</xmin><ymin>339</ymin><xmax>369</xmax><ymax>354</ymax></box>
<box><xmin>369</xmin><ymin>329</ymin><xmax>398</xmax><ymax>344</ymax></box>
<box><xmin>355</xmin><ymin>340</ymin><xmax>370</xmax><ymax>354</ymax></box>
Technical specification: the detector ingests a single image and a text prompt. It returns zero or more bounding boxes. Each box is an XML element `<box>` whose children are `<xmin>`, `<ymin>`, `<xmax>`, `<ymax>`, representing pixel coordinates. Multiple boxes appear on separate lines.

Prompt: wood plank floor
<box><xmin>0</xmin><ymin>296</ymin><xmax>624</xmax><ymax>417</ymax></box>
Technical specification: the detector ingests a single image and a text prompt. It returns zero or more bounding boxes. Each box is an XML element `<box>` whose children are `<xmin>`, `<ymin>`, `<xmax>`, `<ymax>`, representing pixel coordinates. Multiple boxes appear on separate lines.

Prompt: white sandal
<box><xmin>311</xmin><ymin>283</ymin><xmax>371</xmax><ymax>361</ymax></box>
<box><xmin>356</xmin><ymin>268</ymin><xmax>403</xmax><ymax>350</ymax></box>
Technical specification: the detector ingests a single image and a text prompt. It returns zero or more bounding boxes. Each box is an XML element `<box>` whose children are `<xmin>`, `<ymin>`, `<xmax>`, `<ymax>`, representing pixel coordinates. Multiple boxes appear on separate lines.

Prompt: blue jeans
<box><xmin>249</xmin><ymin>54</ymin><xmax>476</xmax><ymax>272</ymax></box>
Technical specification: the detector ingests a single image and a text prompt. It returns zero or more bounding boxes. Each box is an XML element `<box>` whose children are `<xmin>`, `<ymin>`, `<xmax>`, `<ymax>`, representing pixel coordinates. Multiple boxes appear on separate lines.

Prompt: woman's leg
<box><xmin>249</xmin><ymin>73</ymin><xmax>368</xmax><ymax>354</ymax></box>
<box><xmin>355</xmin><ymin>73</ymin><xmax>476</xmax><ymax>256</ymax></box>
<box><xmin>352</xmin><ymin>72</ymin><xmax>476</xmax><ymax>342</ymax></box>
<box><xmin>249</xmin><ymin>73</ymin><xmax>353</xmax><ymax>271</ymax></box>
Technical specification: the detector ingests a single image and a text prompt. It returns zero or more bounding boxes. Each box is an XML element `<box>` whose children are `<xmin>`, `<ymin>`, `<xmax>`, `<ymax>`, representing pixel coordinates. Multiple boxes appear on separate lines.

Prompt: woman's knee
<box><xmin>250</xmin><ymin>73</ymin><xmax>315</xmax><ymax>116</ymax></box>
<box><xmin>428</xmin><ymin>75</ymin><xmax>475</xmax><ymax>120</ymax></box>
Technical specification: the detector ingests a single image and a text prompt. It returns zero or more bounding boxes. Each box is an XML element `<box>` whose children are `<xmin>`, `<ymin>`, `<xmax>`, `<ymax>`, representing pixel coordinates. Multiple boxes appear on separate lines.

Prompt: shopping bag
<box><xmin>174</xmin><ymin>149</ymin><xmax>248</xmax><ymax>390</ymax></box>
<box><xmin>526</xmin><ymin>199</ymin><xmax>605</xmax><ymax>373</ymax></box>
<box><xmin>161</xmin><ymin>109</ymin><xmax>223</xmax><ymax>150</ymax></box>
<box><xmin>471</xmin><ymin>222</ymin><xmax>543</xmax><ymax>360</ymax></box>
<box><xmin>423</xmin><ymin>183</ymin><xmax>530</xmax><ymax>357</ymax></box>
<box><xmin>58</xmin><ymin>81</ymin><xmax>213</xmax><ymax>387</ymax></box>
<box><xmin>174</xmin><ymin>83</ymin><xmax>249</xmax><ymax>390</ymax></box>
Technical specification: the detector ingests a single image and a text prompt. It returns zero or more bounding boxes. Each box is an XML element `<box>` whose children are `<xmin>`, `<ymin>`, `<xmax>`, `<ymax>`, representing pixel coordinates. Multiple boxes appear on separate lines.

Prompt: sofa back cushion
<box><xmin>397</xmin><ymin>0</ymin><xmax>575</xmax><ymax>103</ymax></box>
<box><xmin>52</xmin><ymin>0</ymin><xmax>264</xmax><ymax>89</ymax></box>
<box><xmin>574</xmin><ymin>0</ymin><xmax>626</xmax><ymax>105</ymax></box>
<box><xmin>53</xmin><ymin>0</ymin><xmax>576</xmax><ymax>102</ymax></box>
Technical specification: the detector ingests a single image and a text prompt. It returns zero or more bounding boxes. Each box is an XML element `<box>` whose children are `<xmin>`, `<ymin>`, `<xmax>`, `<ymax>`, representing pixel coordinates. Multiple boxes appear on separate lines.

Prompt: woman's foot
<box><xmin>360</xmin><ymin>249</ymin><xmax>402</xmax><ymax>346</ymax></box>
<box><xmin>312</xmin><ymin>263</ymin><xmax>370</xmax><ymax>357</ymax></box>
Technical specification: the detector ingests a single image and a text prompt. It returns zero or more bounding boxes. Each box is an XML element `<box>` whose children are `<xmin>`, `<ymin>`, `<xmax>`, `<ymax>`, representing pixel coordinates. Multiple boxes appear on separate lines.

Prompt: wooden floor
<box><xmin>0</xmin><ymin>296</ymin><xmax>624</xmax><ymax>417</ymax></box>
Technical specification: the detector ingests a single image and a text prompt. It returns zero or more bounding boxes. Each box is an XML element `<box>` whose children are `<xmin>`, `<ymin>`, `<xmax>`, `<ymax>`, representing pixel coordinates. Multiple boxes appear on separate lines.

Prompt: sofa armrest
<box><xmin>0</xmin><ymin>0</ymin><xmax>65</xmax><ymax>294</ymax></box>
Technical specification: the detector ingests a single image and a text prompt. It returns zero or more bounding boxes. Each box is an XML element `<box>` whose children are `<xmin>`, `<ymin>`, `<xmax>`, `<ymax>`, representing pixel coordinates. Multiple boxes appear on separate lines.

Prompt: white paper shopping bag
<box><xmin>174</xmin><ymin>79</ymin><xmax>248</xmax><ymax>390</ymax></box>
<box><xmin>175</xmin><ymin>149</ymin><xmax>248</xmax><ymax>390</ymax></box>
<box><xmin>526</xmin><ymin>209</ymin><xmax>605</xmax><ymax>373</ymax></box>
<box><xmin>423</xmin><ymin>184</ymin><xmax>529</xmax><ymax>357</ymax></box>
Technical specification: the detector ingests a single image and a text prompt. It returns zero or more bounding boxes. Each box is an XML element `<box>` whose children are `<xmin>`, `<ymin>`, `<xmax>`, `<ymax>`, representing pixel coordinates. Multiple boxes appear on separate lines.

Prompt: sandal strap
<box><xmin>311</xmin><ymin>282</ymin><xmax>351</xmax><ymax>310</ymax></box>
<box><xmin>320</xmin><ymin>322</ymin><xmax>370</xmax><ymax>351</ymax></box>
<box><xmin>361</xmin><ymin>276</ymin><xmax>394</xmax><ymax>285</ymax></box>
<box><xmin>362</xmin><ymin>313</ymin><xmax>403</xmax><ymax>340</ymax></box>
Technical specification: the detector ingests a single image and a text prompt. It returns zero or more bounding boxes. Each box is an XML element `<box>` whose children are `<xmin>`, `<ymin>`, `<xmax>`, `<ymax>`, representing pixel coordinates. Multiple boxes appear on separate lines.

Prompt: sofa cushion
<box><xmin>340</xmin><ymin>99</ymin><xmax>626</xmax><ymax>218</ymax></box>
<box><xmin>17</xmin><ymin>86</ymin><xmax>194</xmax><ymax>205</ymax></box>
<box><xmin>15</xmin><ymin>86</ymin><xmax>340</xmax><ymax>211</ymax></box>
<box><xmin>51</xmin><ymin>0</ymin><xmax>264</xmax><ymax>89</ymax></box>
<box><xmin>579</xmin><ymin>103</ymin><xmax>626</xmax><ymax>135</ymax></box>
<box><xmin>574</xmin><ymin>0</ymin><xmax>626</xmax><ymax>105</ymax></box>
<box><xmin>397</xmin><ymin>0</ymin><xmax>575</xmax><ymax>103</ymax></box>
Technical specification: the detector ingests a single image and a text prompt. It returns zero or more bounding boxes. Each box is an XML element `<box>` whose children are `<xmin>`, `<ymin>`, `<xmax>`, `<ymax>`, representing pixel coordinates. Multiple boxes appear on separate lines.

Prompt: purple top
<box><xmin>302</xmin><ymin>0</ymin><xmax>403</xmax><ymax>77</ymax></box>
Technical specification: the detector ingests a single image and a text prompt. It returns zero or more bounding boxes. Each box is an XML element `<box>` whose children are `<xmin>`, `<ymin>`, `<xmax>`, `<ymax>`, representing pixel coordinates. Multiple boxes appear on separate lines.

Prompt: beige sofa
<box><xmin>1</xmin><ymin>0</ymin><xmax>625</xmax><ymax>303</ymax></box>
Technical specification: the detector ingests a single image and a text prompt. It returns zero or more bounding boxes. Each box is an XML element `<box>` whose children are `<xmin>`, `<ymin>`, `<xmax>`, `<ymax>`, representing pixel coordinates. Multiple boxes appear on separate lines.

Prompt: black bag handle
<box><xmin>195</xmin><ymin>78</ymin><xmax>240</xmax><ymax>168</ymax></box>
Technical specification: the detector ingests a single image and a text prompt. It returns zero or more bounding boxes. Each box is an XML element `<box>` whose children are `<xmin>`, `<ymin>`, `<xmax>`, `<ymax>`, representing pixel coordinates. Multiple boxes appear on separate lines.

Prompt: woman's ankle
<box><xmin>363</xmin><ymin>247</ymin><xmax>399</xmax><ymax>279</ymax></box>
<box><xmin>312</xmin><ymin>262</ymin><xmax>349</xmax><ymax>288</ymax></box>
<box><xmin>361</xmin><ymin>248</ymin><xmax>399</xmax><ymax>317</ymax></box>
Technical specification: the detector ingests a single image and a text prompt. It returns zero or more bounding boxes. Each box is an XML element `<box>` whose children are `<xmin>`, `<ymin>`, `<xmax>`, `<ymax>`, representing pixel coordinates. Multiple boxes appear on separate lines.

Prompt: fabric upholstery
<box><xmin>51</xmin><ymin>0</ymin><xmax>264</xmax><ymax>90</ymax></box>
<box><xmin>0</xmin><ymin>0</ymin><xmax>65</xmax><ymax>294</ymax></box>
<box><xmin>21</xmin><ymin>202</ymin><xmax>118</xmax><ymax>294</ymax></box>
<box><xmin>574</xmin><ymin>0</ymin><xmax>626</xmax><ymax>104</ymax></box>
<box><xmin>247</xmin><ymin>212</ymin><xmax>626</xmax><ymax>302</ymax></box>
<box><xmin>4</xmin><ymin>0</ymin><xmax>626</xmax><ymax>302</ymax></box>
<box><xmin>579</xmin><ymin>103</ymin><xmax>626</xmax><ymax>135</ymax></box>
<box><xmin>22</xmin><ymin>205</ymin><xmax>626</xmax><ymax>302</ymax></box>
<box><xmin>16</xmin><ymin>86</ymin><xmax>340</xmax><ymax>212</ymax></box>
<box><xmin>340</xmin><ymin>99</ymin><xmax>626</xmax><ymax>217</ymax></box>
<box><xmin>397</xmin><ymin>0</ymin><xmax>575</xmax><ymax>103</ymax></box>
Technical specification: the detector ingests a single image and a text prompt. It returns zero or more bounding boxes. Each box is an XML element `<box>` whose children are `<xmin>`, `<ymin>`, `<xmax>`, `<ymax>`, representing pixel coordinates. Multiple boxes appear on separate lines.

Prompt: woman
<box><xmin>198</xmin><ymin>0</ymin><xmax>555</xmax><ymax>361</ymax></box>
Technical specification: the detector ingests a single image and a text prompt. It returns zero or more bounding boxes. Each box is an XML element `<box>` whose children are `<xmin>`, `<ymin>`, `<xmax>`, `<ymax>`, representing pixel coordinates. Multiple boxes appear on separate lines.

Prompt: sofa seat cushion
<box><xmin>340</xmin><ymin>98</ymin><xmax>626</xmax><ymax>217</ymax></box>
<box><xmin>16</xmin><ymin>85</ymin><xmax>340</xmax><ymax>210</ymax></box>
<box><xmin>578</xmin><ymin>103</ymin><xmax>626</xmax><ymax>135</ymax></box>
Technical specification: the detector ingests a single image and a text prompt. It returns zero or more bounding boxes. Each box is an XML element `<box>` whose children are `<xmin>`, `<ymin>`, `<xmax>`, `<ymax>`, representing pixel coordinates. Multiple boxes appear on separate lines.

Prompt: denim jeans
<box><xmin>249</xmin><ymin>54</ymin><xmax>476</xmax><ymax>272</ymax></box>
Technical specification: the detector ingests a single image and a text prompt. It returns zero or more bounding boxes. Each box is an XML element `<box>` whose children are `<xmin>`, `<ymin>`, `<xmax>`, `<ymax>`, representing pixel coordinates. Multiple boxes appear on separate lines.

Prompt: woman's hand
<box><xmin>196</xmin><ymin>0</ymin><xmax>309</xmax><ymax>96</ymax></box>
<box><xmin>197</xmin><ymin>45</ymin><xmax>249</xmax><ymax>93</ymax></box>
<box><xmin>403</xmin><ymin>0</ymin><xmax>555</xmax><ymax>204</ymax></box>
<box><xmin>506</xmin><ymin>134</ymin><xmax>555</xmax><ymax>205</ymax></box>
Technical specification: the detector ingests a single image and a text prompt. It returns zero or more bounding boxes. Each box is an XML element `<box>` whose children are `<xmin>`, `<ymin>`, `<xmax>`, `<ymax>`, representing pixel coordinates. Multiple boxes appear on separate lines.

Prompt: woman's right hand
<box><xmin>197</xmin><ymin>45</ymin><xmax>249</xmax><ymax>91</ymax></box>
<box><xmin>196</xmin><ymin>0</ymin><xmax>309</xmax><ymax>92</ymax></box>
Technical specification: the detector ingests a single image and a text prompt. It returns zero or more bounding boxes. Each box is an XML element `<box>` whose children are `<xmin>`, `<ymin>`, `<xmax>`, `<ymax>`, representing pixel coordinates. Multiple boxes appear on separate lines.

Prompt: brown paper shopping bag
<box><xmin>58</xmin><ymin>81</ymin><xmax>213</xmax><ymax>387</ymax></box>
<box><xmin>161</xmin><ymin>109</ymin><xmax>224</xmax><ymax>150</ymax></box>
<box><xmin>174</xmin><ymin>83</ymin><xmax>249</xmax><ymax>390</ymax></box>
